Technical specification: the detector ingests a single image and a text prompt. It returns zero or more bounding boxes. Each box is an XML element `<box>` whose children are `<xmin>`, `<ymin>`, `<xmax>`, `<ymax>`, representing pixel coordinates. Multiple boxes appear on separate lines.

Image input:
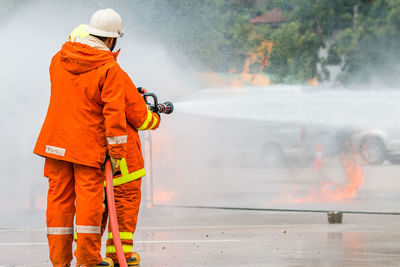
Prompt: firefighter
<box><xmin>103</xmin><ymin>84</ymin><xmax>160</xmax><ymax>267</ymax></box>
<box><xmin>34</xmin><ymin>8</ymin><xmax>129</xmax><ymax>267</ymax></box>
<box><xmin>69</xmin><ymin>24</ymin><xmax>160</xmax><ymax>266</ymax></box>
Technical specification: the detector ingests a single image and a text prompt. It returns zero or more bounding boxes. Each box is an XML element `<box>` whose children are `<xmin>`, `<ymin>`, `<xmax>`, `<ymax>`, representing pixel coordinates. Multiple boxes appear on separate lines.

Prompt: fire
<box><xmin>231</xmin><ymin>38</ymin><xmax>274</xmax><ymax>87</ymax></box>
<box><xmin>153</xmin><ymin>189</ymin><xmax>175</xmax><ymax>205</ymax></box>
<box><xmin>276</xmin><ymin>151</ymin><xmax>364</xmax><ymax>203</ymax></box>
<box><xmin>320</xmin><ymin>153</ymin><xmax>364</xmax><ymax>201</ymax></box>
<box><xmin>197</xmin><ymin>37</ymin><xmax>273</xmax><ymax>88</ymax></box>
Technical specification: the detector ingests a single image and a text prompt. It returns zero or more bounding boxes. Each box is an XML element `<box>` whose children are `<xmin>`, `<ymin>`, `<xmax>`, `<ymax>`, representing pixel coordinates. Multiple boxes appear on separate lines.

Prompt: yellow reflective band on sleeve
<box><xmin>104</xmin><ymin>168</ymin><xmax>145</xmax><ymax>187</ymax></box>
<box><xmin>149</xmin><ymin>115</ymin><xmax>158</xmax><ymax>130</ymax></box>
<box><xmin>106</xmin><ymin>245</ymin><xmax>133</xmax><ymax>254</ymax></box>
<box><xmin>74</xmin><ymin>232</ymin><xmax>77</xmax><ymax>240</ymax></box>
<box><xmin>119</xmin><ymin>158</ymin><xmax>129</xmax><ymax>176</ymax></box>
<box><xmin>107</xmin><ymin>232</ymin><xmax>133</xmax><ymax>241</ymax></box>
<box><xmin>137</xmin><ymin>110</ymin><xmax>153</xmax><ymax>130</ymax></box>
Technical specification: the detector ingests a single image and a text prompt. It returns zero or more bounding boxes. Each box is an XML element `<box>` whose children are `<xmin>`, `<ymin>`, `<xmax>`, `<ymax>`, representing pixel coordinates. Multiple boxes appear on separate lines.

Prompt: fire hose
<box><xmin>105</xmin><ymin>158</ymin><xmax>128</xmax><ymax>267</ymax></box>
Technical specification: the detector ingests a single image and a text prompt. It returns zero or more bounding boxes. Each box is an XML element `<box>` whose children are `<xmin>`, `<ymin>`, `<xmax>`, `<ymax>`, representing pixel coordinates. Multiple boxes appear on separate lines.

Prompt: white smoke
<box><xmin>0</xmin><ymin>0</ymin><xmax>198</xmax><ymax>227</ymax></box>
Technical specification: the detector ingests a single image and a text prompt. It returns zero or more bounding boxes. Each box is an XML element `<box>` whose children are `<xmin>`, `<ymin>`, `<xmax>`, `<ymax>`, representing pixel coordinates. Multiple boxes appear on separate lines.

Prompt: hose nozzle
<box><xmin>157</xmin><ymin>102</ymin><xmax>174</xmax><ymax>114</ymax></box>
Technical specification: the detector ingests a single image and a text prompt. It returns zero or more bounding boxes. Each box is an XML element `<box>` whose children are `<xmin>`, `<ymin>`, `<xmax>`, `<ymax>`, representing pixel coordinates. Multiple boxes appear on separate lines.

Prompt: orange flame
<box><xmin>231</xmin><ymin>39</ymin><xmax>274</xmax><ymax>87</ymax></box>
<box><xmin>276</xmin><ymin>151</ymin><xmax>364</xmax><ymax>204</ymax></box>
<box><xmin>198</xmin><ymin>37</ymin><xmax>273</xmax><ymax>88</ymax></box>
<box><xmin>321</xmin><ymin>153</ymin><xmax>364</xmax><ymax>201</ymax></box>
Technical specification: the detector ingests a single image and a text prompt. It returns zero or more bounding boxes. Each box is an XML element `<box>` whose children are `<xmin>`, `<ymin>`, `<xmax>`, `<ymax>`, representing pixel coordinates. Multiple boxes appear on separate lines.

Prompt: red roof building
<box><xmin>250</xmin><ymin>9</ymin><xmax>285</xmax><ymax>27</ymax></box>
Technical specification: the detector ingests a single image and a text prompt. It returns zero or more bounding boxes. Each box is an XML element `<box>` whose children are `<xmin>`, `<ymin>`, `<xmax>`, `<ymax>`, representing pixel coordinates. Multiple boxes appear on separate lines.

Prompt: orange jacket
<box><xmin>34</xmin><ymin>42</ymin><xmax>127</xmax><ymax>168</ymax></box>
<box><xmin>111</xmin><ymin>71</ymin><xmax>160</xmax><ymax>185</ymax></box>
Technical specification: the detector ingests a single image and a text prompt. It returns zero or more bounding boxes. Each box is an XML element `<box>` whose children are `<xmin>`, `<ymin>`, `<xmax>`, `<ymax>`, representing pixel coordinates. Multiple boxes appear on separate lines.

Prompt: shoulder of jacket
<box><xmin>51</xmin><ymin>51</ymin><xmax>61</xmax><ymax>62</ymax></box>
<box><xmin>103</xmin><ymin>59</ymin><xmax>116</xmax><ymax>67</ymax></box>
<box><xmin>49</xmin><ymin>51</ymin><xmax>61</xmax><ymax>70</ymax></box>
<box><xmin>109</xmin><ymin>63</ymin><xmax>132</xmax><ymax>81</ymax></box>
<box><xmin>94</xmin><ymin>60</ymin><xmax>121</xmax><ymax>86</ymax></box>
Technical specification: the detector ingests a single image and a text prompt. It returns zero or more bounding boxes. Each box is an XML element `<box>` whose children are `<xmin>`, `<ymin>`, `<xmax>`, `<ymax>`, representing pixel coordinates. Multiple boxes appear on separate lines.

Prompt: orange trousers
<box><xmin>101</xmin><ymin>178</ymin><xmax>142</xmax><ymax>262</ymax></box>
<box><xmin>45</xmin><ymin>158</ymin><xmax>105</xmax><ymax>267</ymax></box>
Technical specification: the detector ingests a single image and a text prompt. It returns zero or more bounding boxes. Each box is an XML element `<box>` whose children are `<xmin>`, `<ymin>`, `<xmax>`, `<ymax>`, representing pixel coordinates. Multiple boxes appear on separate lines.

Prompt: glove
<box><xmin>110</xmin><ymin>156</ymin><xmax>121</xmax><ymax>174</ymax></box>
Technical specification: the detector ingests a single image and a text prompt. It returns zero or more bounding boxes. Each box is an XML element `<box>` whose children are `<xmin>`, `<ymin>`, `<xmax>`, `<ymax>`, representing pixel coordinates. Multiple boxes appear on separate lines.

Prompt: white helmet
<box><xmin>86</xmin><ymin>8</ymin><xmax>124</xmax><ymax>38</ymax></box>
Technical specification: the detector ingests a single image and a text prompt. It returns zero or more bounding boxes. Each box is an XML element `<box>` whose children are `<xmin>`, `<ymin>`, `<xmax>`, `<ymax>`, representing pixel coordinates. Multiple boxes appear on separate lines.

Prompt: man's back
<box><xmin>34</xmin><ymin>41</ymin><xmax>127</xmax><ymax>167</ymax></box>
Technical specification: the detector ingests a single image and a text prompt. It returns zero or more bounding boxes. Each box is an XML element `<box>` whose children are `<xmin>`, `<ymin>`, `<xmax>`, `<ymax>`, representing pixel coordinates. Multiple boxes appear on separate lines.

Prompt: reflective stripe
<box><xmin>113</xmin><ymin>168</ymin><xmax>145</xmax><ymax>186</ymax></box>
<box><xmin>76</xmin><ymin>225</ymin><xmax>101</xmax><ymax>234</ymax></box>
<box><xmin>104</xmin><ymin>167</ymin><xmax>145</xmax><ymax>187</ymax></box>
<box><xmin>137</xmin><ymin>110</ymin><xmax>153</xmax><ymax>130</ymax></box>
<box><xmin>106</xmin><ymin>245</ymin><xmax>133</xmax><ymax>254</ymax></box>
<box><xmin>47</xmin><ymin>227</ymin><xmax>73</xmax><ymax>235</ymax></box>
<box><xmin>107</xmin><ymin>135</ymin><xmax>127</xmax><ymax>145</ymax></box>
<box><xmin>149</xmin><ymin>115</ymin><xmax>158</xmax><ymax>130</ymax></box>
<box><xmin>45</xmin><ymin>145</ymin><xmax>66</xmax><ymax>157</ymax></box>
<box><xmin>107</xmin><ymin>232</ymin><xmax>133</xmax><ymax>240</ymax></box>
<box><xmin>120</xmin><ymin>158</ymin><xmax>129</xmax><ymax>176</ymax></box>
<box><xmin>74</xmin><ymin>232</ymin><xmax>77</xmax><ymax>240</ymax></box>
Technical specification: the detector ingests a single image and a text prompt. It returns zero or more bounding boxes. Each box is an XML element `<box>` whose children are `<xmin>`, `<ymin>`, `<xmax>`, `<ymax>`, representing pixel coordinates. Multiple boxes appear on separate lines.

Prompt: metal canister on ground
<box><xmin>327</xmin><ymin>211</ymin><xmax>343</xmax><ymax>224</ymax></box>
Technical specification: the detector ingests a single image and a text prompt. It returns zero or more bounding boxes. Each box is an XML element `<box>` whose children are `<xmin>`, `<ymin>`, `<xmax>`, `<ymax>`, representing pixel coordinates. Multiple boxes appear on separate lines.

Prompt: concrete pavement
<box><xmin>1</xmin><ymin>207</ymin><xmax>400</xmax><ymax>266</ymax></box>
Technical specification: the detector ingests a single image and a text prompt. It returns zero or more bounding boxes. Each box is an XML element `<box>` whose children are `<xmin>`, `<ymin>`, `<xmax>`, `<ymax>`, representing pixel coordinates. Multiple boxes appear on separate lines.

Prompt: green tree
<box><xmin>328</xmin><ymin>0</ymin><xmax>400</xmax><ymax>86</ymax></box>
<box><xmin>258</xmin><ymin>0</ymin><xmax>356</xmax><ymax>83</ymax></box>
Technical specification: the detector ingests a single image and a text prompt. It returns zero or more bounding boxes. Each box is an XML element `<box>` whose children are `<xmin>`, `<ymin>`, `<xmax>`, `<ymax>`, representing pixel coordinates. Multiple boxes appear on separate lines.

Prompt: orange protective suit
<box><xmin>102</xmin><ymin>77</ymin><xmax>160</xmax><ymax>263</ymax></box>
<box><xmin>45</xmin><ymin>158</ymin><xmax>105</xmax><ymax>266</ymax></box>
<box><xmin>34</xmin><ymin>41</ymin><xmax>128</xmax><ymax>266</ymax></box>
<box><xmin>34</xmin><ymin>42</ymin><xmax>127</xmax><ymax>167</ymax></box>
<box><xmin>67</xmin><ymin>25</ymin><xmax>160</xmax><ymax>265</ymax></box>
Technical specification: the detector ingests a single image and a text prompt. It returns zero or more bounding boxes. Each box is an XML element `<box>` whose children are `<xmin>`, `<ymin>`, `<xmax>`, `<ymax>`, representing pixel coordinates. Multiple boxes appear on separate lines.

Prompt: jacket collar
<box><xmin>75</xmin><ymin>35</ymin><xmax>110</xmax><ymax>51</ymax></box>
<box><xmin>70</xmin><ymin>34</ymin><xmax>120</xmax><ymax>59</ymax></box>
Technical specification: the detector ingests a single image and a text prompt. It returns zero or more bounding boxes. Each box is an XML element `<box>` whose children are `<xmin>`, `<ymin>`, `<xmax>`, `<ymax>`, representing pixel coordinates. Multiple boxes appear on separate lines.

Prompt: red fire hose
<box><xmin>105</xmin><ymin>159</ymin><xmax>128</xmax><ymax>267</ymax></box>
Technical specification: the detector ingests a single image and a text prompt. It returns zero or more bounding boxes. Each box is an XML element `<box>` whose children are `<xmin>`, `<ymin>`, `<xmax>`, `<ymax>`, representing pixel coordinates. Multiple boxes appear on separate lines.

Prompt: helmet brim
<box><xmin>86</xmin><ymin>26</ymin><xmax>123</xmax><ymax>38</ymax></box>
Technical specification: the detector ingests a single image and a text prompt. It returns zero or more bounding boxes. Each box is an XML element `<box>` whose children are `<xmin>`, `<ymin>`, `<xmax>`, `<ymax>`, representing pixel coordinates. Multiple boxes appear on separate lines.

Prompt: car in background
<box><xmin>165</xmin><ymin>113</ymin><xmax>338</xmax><ymax>168</ymax></box>
<box><xmin>336</xmin><ymin>127</ymin><xmax>400</xmax><ymax>165</ymax></box>
<box><xmin>258</xmin><ymin>122</ymin><xmax>337</xmax><ymax>167</ymax></box>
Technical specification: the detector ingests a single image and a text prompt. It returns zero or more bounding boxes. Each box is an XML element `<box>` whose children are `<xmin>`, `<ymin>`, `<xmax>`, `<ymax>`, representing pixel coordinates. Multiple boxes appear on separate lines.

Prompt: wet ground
<box><xmin>3</xmin><ymin>151</ymin><xmax>400</xmax><ymax>266</ymax></box>
<box><xmin>151</xmin><ymin>156</ymin><xmax>400</xmax><ymax>213</ymax></box>
<box><xmin>1</xmin><ymin>207</ymin><xmax>400</xmax><ymax>266</ymax></box>
<box><xmin>4</xmin><ymin>144</ymin><xmax>400</xmax><ymax>266</ymax></box>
